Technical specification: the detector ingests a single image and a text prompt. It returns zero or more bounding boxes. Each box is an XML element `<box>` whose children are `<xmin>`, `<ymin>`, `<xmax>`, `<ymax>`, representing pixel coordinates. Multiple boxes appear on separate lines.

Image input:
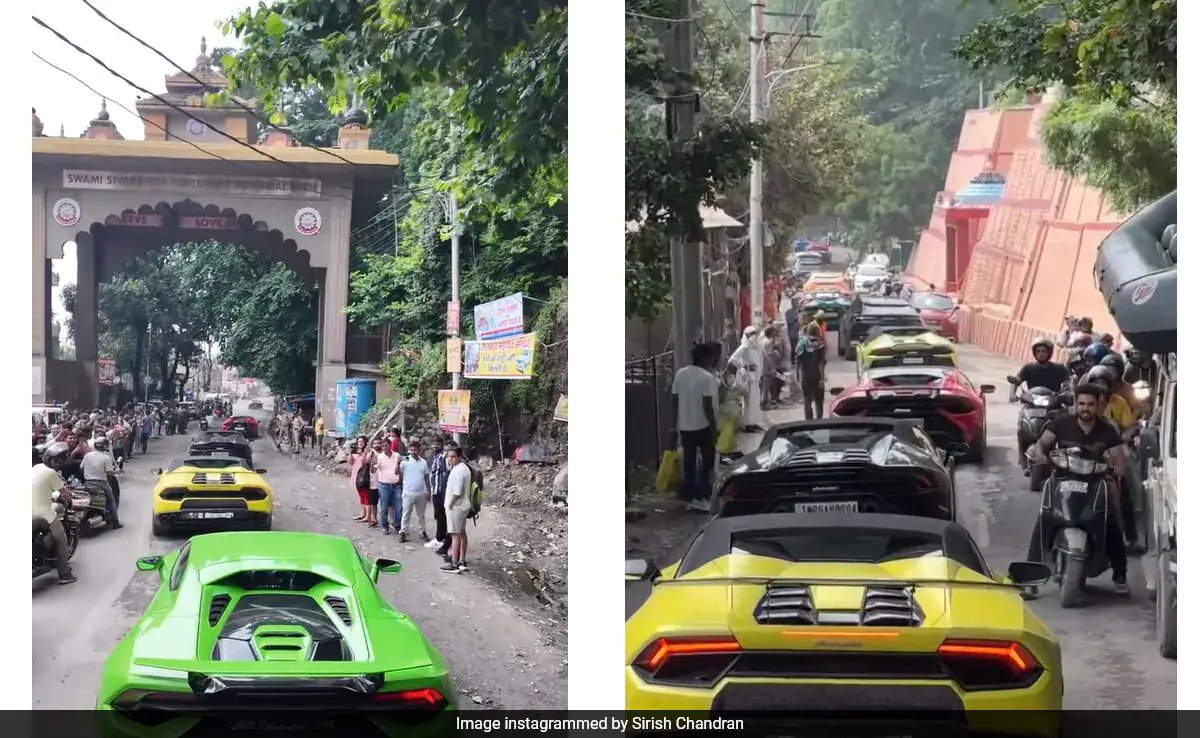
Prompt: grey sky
<box><xmin>32</xmin><ymin>0</ymin><xmax>257</xmax><ymax>321</ymax></box>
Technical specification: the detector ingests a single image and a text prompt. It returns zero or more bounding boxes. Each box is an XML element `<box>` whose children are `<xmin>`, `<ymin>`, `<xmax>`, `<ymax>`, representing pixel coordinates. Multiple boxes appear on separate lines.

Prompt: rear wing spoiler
<box><xmin>131</xmin><ymin>658</ymin><xmax>390</xmax><ymax>677</ymax></box>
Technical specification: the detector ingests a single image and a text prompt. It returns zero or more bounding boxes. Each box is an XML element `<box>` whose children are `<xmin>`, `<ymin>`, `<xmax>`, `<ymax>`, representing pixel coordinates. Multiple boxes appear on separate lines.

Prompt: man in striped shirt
<box><xmin>425</xmin><ymin>438</ymin><xmax>451</xmax><ymax>554</ymax></box>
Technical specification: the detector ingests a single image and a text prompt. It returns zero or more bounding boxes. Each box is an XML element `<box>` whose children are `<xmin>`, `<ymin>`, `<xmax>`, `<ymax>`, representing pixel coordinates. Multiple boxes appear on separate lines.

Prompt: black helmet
<box><xmin>1085</xmin><ymin>365</ymin><xmax>1117</xmax><ymax>390</ymax></box>
<box><xmin>1031</xmin><ymin>337</ymin><xmax>1053</xmax><ymax>354</ymax></box>
<box><xmin>42</xmin><ymin>441</ymin><xmax>69</xmax><ymax>467</ymax></box>
<box><xmin>1099</xmin><ymin>353</ymin><xmax>1125</xmax><ymax>373</ymax></box>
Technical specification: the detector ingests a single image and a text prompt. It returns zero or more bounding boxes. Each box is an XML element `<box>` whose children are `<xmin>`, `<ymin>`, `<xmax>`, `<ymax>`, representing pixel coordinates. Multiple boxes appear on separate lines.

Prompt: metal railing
<box><xmin>625</xmin><ymin>352</ymin><xmax>674</xmax><ymax>494</ymax></box>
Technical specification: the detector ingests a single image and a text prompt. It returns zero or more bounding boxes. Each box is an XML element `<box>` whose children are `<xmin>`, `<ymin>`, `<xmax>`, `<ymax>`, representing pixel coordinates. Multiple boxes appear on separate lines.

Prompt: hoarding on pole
<box><xmin>446</xmin><ymin>301</ymin><xmax>460</xmax><ymax>336</ymax></box>
<box><xmin>446</xmin><ymin>338</ymin><xmax>462</xmax><ymax>373</ymax></box>
<box><xmin>473</xmin><ymin>293</ymin><xmax>524</xmax><ymax>340</ymax></box>
<box><xmin>436</xmin><ymin>389</ymin><xmax>471</xmax><ymax>433</ymax></box>
<box><xmin>462</xmin><ymin>333</ymin><xmax>537</xmax><ymax>380</ymax></box>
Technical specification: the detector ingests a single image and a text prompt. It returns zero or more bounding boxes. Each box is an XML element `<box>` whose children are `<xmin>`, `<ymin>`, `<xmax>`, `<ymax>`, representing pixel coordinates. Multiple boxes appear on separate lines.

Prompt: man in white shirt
<box><xmin>671</xmin><ymin>342</ymin><xmax>720</xmax><ymax>512</ymax></box>
<box><xmin>82</xmin><ymin>438</ymin><xmax>121</xmax><ymax>530</ymax></box>
<box><xmin>398</xmin><ymin>441</ymin><xmax>431</xmax><ymax>543</ymax></box>
<box><xmin>441</xmin><ymin>445</ymin><xmax>473</xmax><ymax>573</ymax></box>
<box><xmin>32</xmin><ymin>443</ymin><xmax>76</xmax><ymax>584</ymax></box>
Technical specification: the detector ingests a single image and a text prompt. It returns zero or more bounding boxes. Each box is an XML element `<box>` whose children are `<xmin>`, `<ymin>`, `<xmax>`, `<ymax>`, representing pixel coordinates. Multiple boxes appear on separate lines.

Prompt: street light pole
<box><xmin>748</xmin><ymin>0</ymin><xmax>765</xmax><ymax>329</ymax></box>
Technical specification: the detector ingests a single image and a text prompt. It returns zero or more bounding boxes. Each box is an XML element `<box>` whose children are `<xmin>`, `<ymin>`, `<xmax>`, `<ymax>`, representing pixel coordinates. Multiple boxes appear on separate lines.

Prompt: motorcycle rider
<box><xmin>1010</xmin><ymin>337</ymin><xmax>1071</xmax><ymax>402</ymax></box>
<box><xmin>33</xmin><ymin>443</ymin><xmax>77</xmax><ymax>585</ymax></box>
<box><xmin>1098</xmin><ymin>353</ymin><xmax>1139</xmax><ymax>415</ymax></box>
<box><xmin>1058</xmin><ymin>315</ymin><xmax>1102</xmax><ymax>349</ymax></box>
<box><xmin>82</xmin><ymin>437</ymin><xmax>122</xmax><ymax>530</ymax></box>
<box><xmin>1024</xmin><ymin>383</ymin><xmax>1128</xmax><ymax>597</ymax></box>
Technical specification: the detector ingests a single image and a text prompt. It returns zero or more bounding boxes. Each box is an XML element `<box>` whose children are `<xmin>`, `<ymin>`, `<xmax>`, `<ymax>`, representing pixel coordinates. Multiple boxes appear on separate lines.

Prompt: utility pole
<box><xmin>748</xmin><ymin>0</ymin><xmax>766</xmax><ymax>329</ymax></box>
<box><xmin>448</xmin><ymin>181</ymin><xmax>462</xmax><ymax>446</ymax></box>
<box><xmin>666</xmin><ymin>0</ymin><xmax>703</xmax><ymax>361</ymax></box>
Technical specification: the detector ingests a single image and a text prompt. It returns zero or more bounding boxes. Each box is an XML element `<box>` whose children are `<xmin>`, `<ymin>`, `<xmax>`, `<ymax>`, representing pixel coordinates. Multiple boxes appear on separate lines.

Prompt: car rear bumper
<box><xmin>867</xmin><ymin>355</ymin><xmax>955</xmax><ymax>369</ymax></box>
<box><xmin>155</xmin><ymin>509</ymin><xmax>270</xmax><ymax>528</ymax></box>
<box><xmin>626</xmin><ymin>671</ymin><xmax>1060</xmax><ymax>734</ymax></box>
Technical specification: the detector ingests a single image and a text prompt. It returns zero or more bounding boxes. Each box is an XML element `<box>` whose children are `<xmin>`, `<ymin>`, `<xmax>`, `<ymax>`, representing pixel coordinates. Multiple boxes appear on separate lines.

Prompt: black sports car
<box><xmin>714</xmin><ymin>418</ymin><xmax>961</xmax><ymax>521</ymax></box>
<box><xmin>838</xmin><ymin>296</ymin><xmax>923</xmax><ymax>360</ymax></box>
<box><xmin>189</xmin><ymin>434</ymin><xmax>253</xmax><ymax>468</ymax></box>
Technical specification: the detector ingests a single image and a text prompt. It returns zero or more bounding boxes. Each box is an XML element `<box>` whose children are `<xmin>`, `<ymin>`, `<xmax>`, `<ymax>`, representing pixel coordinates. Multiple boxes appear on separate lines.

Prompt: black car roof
<box><xmin>170</xmin><ymin>456</ymin><xmax>249</xmax><ymax>471</ymax></box>
<box><xmin>197</xmin><ymin>431</ymin><xmax>249</xmax><ymax>444</ymax></box>
<box><xmin>862</xmin><ymin>305</ymin><xmax>920</xmax><ymax>316</ymax></box>
<box><xmin>677</xmin><ymin>513</ymin><xmax>987</xmax><ymax>577</ymax></box>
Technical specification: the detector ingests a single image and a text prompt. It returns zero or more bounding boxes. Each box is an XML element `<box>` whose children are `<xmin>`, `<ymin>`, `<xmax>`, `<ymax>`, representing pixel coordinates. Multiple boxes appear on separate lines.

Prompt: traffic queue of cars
<box><xmin>624</xmin><ymin>257</ymin><xmax>1072</xmax><ymax>722</ymax></box>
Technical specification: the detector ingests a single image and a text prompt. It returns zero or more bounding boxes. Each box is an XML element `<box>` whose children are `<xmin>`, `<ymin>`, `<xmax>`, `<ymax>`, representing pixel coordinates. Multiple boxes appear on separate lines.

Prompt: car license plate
<box><xmin>902</xmin><ymin>357</ymin><xmax>924</xmax><ymax>364</ymax></box>
<box><xmin>1027</xmin><ymin>408</ymin><xmax>1047</xmax><ymax>417</ymax></box>
<box><xmin>795</xmin><ymin>501</ymin><xmax>858</xmax><ymax>514</ymax></box>
<box><xmin>1058</xmin><ymin>480</ymin><xmax>1088</xmax><ymax>494</ymax></box>
<box><xmin>235</xmin><ymin>425</ymin><xmax>246</xmax><ymax>430</ymax></box>
<box><xmin>815</xmin><ymin>451</ymin><xmax>845</xmax><ymax>464</ymax></box>
<box><xmin>186</xmin><ymin>512</ymin><xmax>235</xmax><ymax>520</ymax></box>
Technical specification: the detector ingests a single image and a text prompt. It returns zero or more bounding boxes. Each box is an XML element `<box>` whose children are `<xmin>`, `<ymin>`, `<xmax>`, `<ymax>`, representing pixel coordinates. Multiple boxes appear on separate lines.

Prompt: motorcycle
<box><xmin>33</xmin><ymin>491</ymin><xmax>80</xmax><ymax>579</ymax></box>
<box><xmin>1008</xmin><ymin>376</ymin><xmax>1072</xmax><ymax>490</ymax></box>
<box><xmin>67</xmin><ymin>480</ymin><xmax>116</xmax><ymax>533</ymax></box>
<box><xmin>1031</xmin><ymin>445</ymin><xmax>1112</xmax><ymax>608</ymax></box>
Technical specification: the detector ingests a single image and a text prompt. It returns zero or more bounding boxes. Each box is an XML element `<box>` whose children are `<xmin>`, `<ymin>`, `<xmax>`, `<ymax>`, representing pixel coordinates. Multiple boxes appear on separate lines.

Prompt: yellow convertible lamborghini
<box><xmin>857</xmin><ymin>325</ymin><xmax>956</xmax><ymax>375</ymax></box>
<box><xmin>625</xmin><ymin>513</ymin><xmax>1061</xmax><ymax>733</ymax></box>
<box><xmin>149</xmin><ymin>455</ymin><xmax>273</xmax><ymax>537</ymax></box>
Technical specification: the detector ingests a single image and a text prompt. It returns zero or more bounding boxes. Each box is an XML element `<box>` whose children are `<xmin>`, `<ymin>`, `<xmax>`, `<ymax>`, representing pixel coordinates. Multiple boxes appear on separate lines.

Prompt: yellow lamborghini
<box><xmin>625</xmin><ymin>513</ymin><xmax>1061</xmax><ymax>734</ymax></box>
<box><xmin>149</xmin><ymin>455</ymin><xmax>273</xmax><ymax>537</ymax></box>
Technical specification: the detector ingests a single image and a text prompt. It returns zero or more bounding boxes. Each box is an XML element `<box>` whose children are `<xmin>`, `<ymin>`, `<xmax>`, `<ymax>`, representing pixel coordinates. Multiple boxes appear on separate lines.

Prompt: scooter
<box><xmin>1009</xmin><ymin>377</ymin><xmax>1071</xmax><ymax>489</ymax></box>
<box><xmin>1031</xmin><ymin>445</ymin><xmax>1112</xmax><ymax>608</ymax></box>
<box><xmin>33</xmin><ymin>492</ymin><xmax>80</xmax><ymax>578</ymax></box>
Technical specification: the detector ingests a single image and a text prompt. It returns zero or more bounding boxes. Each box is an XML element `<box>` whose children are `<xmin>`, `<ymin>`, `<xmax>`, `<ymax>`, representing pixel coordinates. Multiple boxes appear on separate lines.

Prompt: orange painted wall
<box><xmin>910</xmin><ymin>101</ymin><xmax>1127</xmax><ymax>362</ymax></box>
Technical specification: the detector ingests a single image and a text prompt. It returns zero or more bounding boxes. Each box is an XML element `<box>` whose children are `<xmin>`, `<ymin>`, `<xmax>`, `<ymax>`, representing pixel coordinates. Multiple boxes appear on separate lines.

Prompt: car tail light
<box><xmin>633</xmin><ymin>636</ymin><xmax>741</xmax><ymax>686</ymax></box>
<box><xmin>370</xmin><ymin>688</ymin><xmax>448</xmax><ymax>710</ymax></box>
<box><xmin>938</xmin><ymin>397</ymin><xmax>975</xmax><ymax>414</ymax></box>
<box><xmin>833</xmin><ymin>398</ymin><xmax>869</xmax><ymax>415</ymax></box>
<box><xmin>936</xmin><ymin>639</ymin><xmax>1042</xmax><ymax>690</ymax></box>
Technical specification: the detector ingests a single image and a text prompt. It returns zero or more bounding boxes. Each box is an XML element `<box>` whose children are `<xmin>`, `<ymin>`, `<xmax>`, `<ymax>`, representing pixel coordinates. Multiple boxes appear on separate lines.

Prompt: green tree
<box><xmin>625</xmin><ymin>0</ymin><xmax>768</xmax><ymax>318</ymax></box>
<box><xmin>221</xmin><ymin>263</ymin><xmax>317</xmax><ymax>394</ymax></box>
<box><xmin>813</xmin><ymin>0</ymin><xmax>1002</xmax><ymax>246</ymax></box>
<box><xmin>955</xmin><ymin>0</ymin><xmax>1177</xmax><ymax>211</ymax></box>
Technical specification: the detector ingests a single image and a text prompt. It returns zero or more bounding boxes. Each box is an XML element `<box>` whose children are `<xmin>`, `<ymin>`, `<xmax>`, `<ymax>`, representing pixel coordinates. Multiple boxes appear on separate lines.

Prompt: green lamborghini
<box><xmin>96</xmin><ymin>531</ymin><xmax>455</xmax><ymax>736</ymax></box>
<box><xmin>856</xmin><ymin>325</ymin><xmax>957</xmax><ymax>376</ymax></box>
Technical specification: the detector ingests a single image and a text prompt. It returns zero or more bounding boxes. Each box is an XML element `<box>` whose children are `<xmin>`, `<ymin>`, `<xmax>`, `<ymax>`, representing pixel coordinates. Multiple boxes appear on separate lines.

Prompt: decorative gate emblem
<box><xmin>294</xmin><ymin>207</ymin><xmax>322</xmax><ymax>236</ymax></box>
<box><xmin>187</xmin><ymin>118</ymin><xmax>207</xmax><ymax>137</ymax></box>
<box><xmin>52</xmin><ymin>198</ymin><xmax>81</xmax><ymax>227</ymax></box>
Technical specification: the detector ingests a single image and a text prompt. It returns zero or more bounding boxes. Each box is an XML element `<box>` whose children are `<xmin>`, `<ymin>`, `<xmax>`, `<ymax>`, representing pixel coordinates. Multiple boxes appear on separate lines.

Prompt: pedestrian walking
<box><xmin>426</xmin><ymin>439</ymin><xmax>450</xmax><ymax>553</ymax></box>
<box><xmin>728</xmin><ymin>326</ymin><xmax>765</xmax><ymax>431</ymax></box>
<box><xmin>441</xmin><ymin>445</ymin><xmax>472</xmax><ymax>573</ymax></box>
<box><xmin>314</xmin><ymin>413</ymin><xmax>326</xmax><ymax>453</ymax></box>
<box><xmin>398</xmin><ymin>441</ymin><xmax>431</xmax><ymax>543</ymax></box>
<box><xmin>368</xmin><ymin>437</ymin><xmax>383</xmax><ymax>528</ymax></box>
<box><xmin>292</xmin><ymin>413</ymin><xmax>306</xmax><ymax>450</ymax></box>
<box><xmin>375</xmin><ymin>441</ymin><xmax>402</xmax><ymax>534</ymax></box>
<box><xmin>138</xmin><ymin>411</ymin><xmax>152</xmax><ymax>455</ymax></box>
<box><xmin>794</xmin><ymin>322</ymin><xmax>828</xmax><ymax>420</ymax></box>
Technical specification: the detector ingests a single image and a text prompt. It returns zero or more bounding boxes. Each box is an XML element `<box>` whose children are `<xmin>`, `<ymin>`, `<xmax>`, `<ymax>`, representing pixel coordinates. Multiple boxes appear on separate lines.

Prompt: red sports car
<box><xmin>829</xmin><ymin>365</ymin><xmax>995</xmax><ymax>462</ymax></box>
<box><xmin>221</xmin><ymin>414</ymin><xmax>259</xmax><ymax>440</ymax></box>
<box><xmin>909</xmin><ymin>291</ymin><xmax>959</xmax><ymax>340</ymax></box>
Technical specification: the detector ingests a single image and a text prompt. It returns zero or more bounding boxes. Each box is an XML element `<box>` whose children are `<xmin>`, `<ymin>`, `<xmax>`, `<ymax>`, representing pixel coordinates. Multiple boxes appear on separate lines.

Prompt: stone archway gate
<box><xmin>32</xmin><ymin>42</ymin><xmax>398</xmax><ymax>414</ymax></box>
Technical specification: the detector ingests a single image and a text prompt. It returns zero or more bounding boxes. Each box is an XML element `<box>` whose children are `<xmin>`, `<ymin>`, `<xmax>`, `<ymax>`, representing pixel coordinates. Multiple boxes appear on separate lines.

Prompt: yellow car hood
<box><xmin>864</xmin><ymin>332</ymin><xmax>951</xmax><ymax>351</ymax></box>
<box><xmin>627</xmin><ymin>556</ymin><xmax>1034</xmax><ymax>658</ymax></box>
<box><xmin>159</xmin><ymin>466</ymin><xmax>268</xmax><ymax>489</ymax></box>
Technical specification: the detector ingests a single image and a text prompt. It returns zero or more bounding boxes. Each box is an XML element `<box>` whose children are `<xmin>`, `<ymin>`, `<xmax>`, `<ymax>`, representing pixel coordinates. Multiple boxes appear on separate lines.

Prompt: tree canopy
<box><xmin>220</xmin><ymin>0</ymin><xmax>568</xmax><ymax>438</ymax></box>
<box><xmin>955</xmin><ymin>0</ymin><xmax>1177</xmax><ymax>212</ymax></box>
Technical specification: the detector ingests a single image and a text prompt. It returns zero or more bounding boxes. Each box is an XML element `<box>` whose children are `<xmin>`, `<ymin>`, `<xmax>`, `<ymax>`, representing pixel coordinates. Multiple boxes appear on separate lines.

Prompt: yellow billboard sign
<box><xmin>463</xmin><ymin>333</ymin><xmax>537</xmax><ymax>380</ymax></box>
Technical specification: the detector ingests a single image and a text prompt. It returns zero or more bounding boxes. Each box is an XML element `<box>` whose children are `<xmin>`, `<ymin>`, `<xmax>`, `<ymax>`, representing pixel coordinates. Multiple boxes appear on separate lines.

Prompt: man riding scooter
<box><xmin>1009</xmin><ymin>337</ymin><xmax>1070</xmax><ymax>402</ymax></box>
<box><xmin>1024</xmin><ymin>383</ymin><xmax>1128</xmax><ymax>598</ymax></box>
<box><xmin>83</xmin><ymin>437</ymin><xmax>122</xmax><ymax>529</ymax></box>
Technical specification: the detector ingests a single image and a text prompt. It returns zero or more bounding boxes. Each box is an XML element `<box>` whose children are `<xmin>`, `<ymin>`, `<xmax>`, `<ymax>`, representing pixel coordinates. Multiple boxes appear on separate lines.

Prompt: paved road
<box><xmin>33</xmin><ymin>402</ymin><xmax>566</xmax><ymax>710</ymax></box>
<box><xmin>628</xmin><ymin>338</ymin><xmax>1176</xmax><ymax>709</ymax></box>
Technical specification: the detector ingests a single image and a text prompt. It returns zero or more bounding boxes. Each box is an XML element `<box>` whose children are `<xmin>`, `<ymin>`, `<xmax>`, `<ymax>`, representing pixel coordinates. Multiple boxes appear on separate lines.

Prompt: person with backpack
<box><xmin>442</xmin><ymin>444</ymin><xmax>475</xmax><ymax>573</ymax></box>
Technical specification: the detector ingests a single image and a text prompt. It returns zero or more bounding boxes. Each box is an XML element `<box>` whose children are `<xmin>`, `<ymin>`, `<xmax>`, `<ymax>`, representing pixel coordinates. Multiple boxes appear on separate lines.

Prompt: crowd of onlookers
<box><xmin>344</xmin><ymin>428</ymin><xmax>483</xmax><ymax>575</ymax></box>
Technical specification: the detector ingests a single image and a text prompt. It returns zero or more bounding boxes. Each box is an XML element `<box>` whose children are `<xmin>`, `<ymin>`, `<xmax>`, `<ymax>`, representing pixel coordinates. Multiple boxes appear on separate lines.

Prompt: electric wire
<box><xmin>33</xmin><ymin>14</ymin><xmax>302</xmax><ymax>173</ymax></box>
<box><xmin>32</xmin><ymin>50</ymin><xmax>265</xmax><ymax>177</ymax></box>
<box><xmin>76</xmin><ymin>0</ymin><xmax>360</xmax><ymax>168</ymax></box>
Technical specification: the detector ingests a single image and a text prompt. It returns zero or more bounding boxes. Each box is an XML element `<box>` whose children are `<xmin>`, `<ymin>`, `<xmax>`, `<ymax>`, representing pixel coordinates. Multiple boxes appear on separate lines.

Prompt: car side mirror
<box><xmin>256</xmin><ymin>468</ymin><xmax>268</xmax><ymax>475</ymax></box>
<box><xmin>625</xmin><ymin>558</ymin><xmax>660</xmax><ymax>582</ymax></box>
<box><xmin>979</xmin><ymin>384</ymin><xmax>996</xmax><ymax>394</ymax></box>
<box><xmin>1007</xmin><ymin>561</ymin><xmax>1051</xmax><ymax>586</ymax></box>
<box><xmin>370</xmin><ymin>558</ymin><xmax>402</xmax><ymax>581</ymax></box>
<box><xmin>829</xmin><ymin>387</ymin><xmax>844</xmax><ymax>397</ymax></box>
<box><xmin>150</xmin><ymin>468</ymin><xmax>163</xmax><ymax>475</ymax></box>
<box><xmin>136</xmin><ymin>555</ymin><xmax>163</xmax><ymax>573</ymax></box>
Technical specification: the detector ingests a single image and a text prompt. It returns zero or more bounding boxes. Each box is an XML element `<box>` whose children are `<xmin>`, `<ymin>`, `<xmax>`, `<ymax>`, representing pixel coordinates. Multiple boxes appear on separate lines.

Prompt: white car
<box><xmin>853</xmin><ymin>265</ymin><xmax>887</xmax><ymax>293</ymax></box>
<box><xmin>863</xmin><ymin>252</ymin><xmax>890</xmax><ymax>269</ymax></box>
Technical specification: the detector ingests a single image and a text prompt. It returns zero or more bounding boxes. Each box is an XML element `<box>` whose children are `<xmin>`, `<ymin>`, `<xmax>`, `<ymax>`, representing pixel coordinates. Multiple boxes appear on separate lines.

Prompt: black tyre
<box><xmin>151</xmin><ymin>516</ymin><xmax>169</xmax><ymax>538</ymax></box>
<box><xmin>65</xmin><ymin>529</ymin><xmax>79</xmax><ymax>560</ymax></box>
<box><xmin>964</xmin><ymin>433</ymin><xmax>986</xmax><ymax>464</ymax></box>
<box><xmin>1057</xmin><ymin>549</ymin><xmax>1086</xmax><ymax>608</ymax></box>
<box><xmin>844</xmin><ymin>344</ymin><xmax>855</xmax><ymax>361</ymax></box>
<box><xmin>1030</xmin><ymin>463</ymin><xmax>1046</xmax><ymax>492</ymax></box>
<box><xmin>1157</xmin><ymin>551</ymin><xmax>1177</xmax><ymax>659</ymax></box>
